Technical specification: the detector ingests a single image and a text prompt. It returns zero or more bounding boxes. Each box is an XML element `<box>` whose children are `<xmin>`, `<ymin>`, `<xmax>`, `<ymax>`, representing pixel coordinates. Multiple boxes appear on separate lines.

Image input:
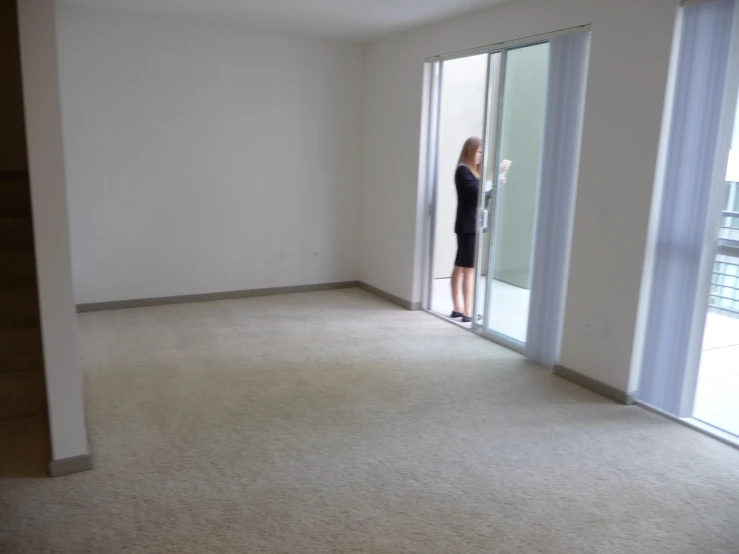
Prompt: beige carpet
<box><xmin>1</xmin><ymin>288</ymin><xmax>738</xmax><ymax>553</ymax></box>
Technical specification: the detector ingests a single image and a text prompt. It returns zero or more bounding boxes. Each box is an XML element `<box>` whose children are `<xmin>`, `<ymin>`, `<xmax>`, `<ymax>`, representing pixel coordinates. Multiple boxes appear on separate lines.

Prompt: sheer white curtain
<box><xmin>639</xmin><ymin>0</ymin><xmax>736</xmax><ymax>414</ymax></box>
<box><xmin>525</xmin><ymin>31</ymin><xmax>590</xmax><ymax>367</ymax></box>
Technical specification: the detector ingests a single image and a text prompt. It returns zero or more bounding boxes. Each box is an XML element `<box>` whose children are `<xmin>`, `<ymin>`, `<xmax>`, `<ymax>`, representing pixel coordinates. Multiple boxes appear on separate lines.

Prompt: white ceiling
<box><xmin>59</xmin><ymin>0</ymin><xmax>512</xmax><ymax>42</ymax></box>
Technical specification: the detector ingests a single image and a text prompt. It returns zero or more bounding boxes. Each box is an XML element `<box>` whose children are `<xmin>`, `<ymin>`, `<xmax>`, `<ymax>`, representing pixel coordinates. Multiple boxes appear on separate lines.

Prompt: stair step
<box><xmin>0</xmin><ymin>369</ymin><xmax>46</xmax><ymax>421</ymax></box>
<box><xmin>0</xmin><ymin>288</ymin><xmax>39</xmax><ymax>328</ymax></box>
<box><xmin>0</xmin><ymin>179</ymin><xmax>32</xmax><ymax>217</ymax></box>
<box><xmin>0</xmin><ymin>217</ymin><xmax>34</xmax><ymax>252</ymax></box>
<box><xmin>0</xmin><ymin>327</ymin><xmax>43</xmax><ymax>373</ymax></box>
<box><xmin>0</xmin><ymin>251</ymin><xmax>36</xmax><ymax>288</ymax></box>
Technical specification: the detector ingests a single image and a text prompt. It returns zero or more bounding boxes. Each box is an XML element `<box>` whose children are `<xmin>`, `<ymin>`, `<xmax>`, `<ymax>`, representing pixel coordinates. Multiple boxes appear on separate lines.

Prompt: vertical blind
<box><xmin>638</xmin><ymin>0</ymin><xmax>736</xmax><ymax>413</ymax></box>
<box><xmin>525</xmin><ymin>31</ymin><xmax>590</xmax><ymax>368</ymax></box>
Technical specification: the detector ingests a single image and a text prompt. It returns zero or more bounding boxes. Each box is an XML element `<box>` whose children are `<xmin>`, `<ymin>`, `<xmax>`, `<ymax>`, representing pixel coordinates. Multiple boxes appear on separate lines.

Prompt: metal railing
<box><xmin>710</xmin><ymin>210</ymin><xmax>739</xmax><ymax>316</ymax></box>
<box><xmin>718</xmin><ymin>209</ymin><xmax>739</xmax><ymax>242</ymax></box>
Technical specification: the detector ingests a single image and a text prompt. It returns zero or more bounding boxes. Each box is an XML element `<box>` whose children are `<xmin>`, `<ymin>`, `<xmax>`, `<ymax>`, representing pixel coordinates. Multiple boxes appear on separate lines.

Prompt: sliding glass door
<box><xmin>478</xmin><ymin>43</ymin><xmax>549</xmax><ymax>344</ymax></box>
<box><xmin>637</xmin><ymin>0</ymin><xmax>739</xmax><ymax>442</ymax></box>
<box><xmin>424</xmin><ymin>28</ymin><xmax>590</xmax><ymax>359</ymax></box>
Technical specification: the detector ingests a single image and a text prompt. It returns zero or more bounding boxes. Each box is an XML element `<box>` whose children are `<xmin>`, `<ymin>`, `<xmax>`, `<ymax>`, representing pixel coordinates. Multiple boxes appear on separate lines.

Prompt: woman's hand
<box><xmin>499</xmin><ymin>160</ymin><xmax>512</xmax><ymax>186</ymax></box>
<box><xmin>486</xmin><ymin>160</ymin><xmax>512</xmax><ymax>187</ymax></box>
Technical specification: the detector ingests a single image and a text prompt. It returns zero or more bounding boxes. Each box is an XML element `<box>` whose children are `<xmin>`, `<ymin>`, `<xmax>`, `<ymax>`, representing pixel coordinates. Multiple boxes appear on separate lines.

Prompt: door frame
<box><xmin>472</xmin><ymin>51</ymin><xmax>499</xmax><ymax>334</ymax></box>
<box><xmin>420</xmin><ymin>26</ymin><xmax>588</xmax><ymax>353</ymax></box>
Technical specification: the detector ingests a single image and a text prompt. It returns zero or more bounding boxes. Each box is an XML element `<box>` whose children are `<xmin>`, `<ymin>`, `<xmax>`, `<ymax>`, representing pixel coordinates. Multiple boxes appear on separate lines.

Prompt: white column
<box><xmin>17</xmin><ymin>0</ymin><xmax>89</xmax><ymax>468</ymax></box>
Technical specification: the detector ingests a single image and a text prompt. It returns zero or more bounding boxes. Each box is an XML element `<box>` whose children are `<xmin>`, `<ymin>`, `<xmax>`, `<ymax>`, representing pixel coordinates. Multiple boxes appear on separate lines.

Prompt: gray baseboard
<box><xmin>554</xmin><ymin>365</ymin><xmax>636</xmax><ymax>405</ymax></box>
<box><xmin>49</xmin><ymin>453</ymin><xmax>93</xmax><ymax>477</ymax></box>
<box><xmin>77</xmin><ymin>281</ymin><xmax>360</xmax><ymax>312</ymax></box>
<box><xmin>357</xmin><ymin>282</ymin><xmax>421</xmax><ymax>311</ymax></box>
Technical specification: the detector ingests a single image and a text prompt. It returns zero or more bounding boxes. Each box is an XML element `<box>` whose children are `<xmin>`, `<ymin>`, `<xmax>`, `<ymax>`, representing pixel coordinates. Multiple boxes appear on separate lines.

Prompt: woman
<box><xmin>451</xmin><ymin>137</ymin><xmax>483</xmax><ymax>323</ymax></box>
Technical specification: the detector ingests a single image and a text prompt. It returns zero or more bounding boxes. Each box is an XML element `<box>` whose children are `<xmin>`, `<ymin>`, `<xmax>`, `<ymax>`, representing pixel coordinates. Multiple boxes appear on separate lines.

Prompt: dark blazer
<box><xmin>454</xmin><ymin>164</ymin><xmax>479</xmax><ymax>234</ymax></box>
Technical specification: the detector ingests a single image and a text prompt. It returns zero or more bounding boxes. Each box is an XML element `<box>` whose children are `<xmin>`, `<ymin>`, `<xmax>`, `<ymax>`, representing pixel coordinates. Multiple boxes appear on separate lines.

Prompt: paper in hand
<box><xmin>499</xmin><ymin>160</ymin><xmax>512</xmax><ymax>185</ymax></box>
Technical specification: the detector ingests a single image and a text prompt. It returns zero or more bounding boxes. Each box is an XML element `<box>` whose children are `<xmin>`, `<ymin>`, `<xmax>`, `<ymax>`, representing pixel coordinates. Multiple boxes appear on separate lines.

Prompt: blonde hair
<box><xmin>458</xmin><ymin>137</ymin><xmax>482</xmax><ymax>178</ymax></box>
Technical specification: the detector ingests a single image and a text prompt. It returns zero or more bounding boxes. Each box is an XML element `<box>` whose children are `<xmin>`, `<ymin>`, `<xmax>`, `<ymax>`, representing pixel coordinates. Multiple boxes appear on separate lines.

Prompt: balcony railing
<box><xmin>710</xmin><ymin>210</ymin><xmax>739</xmax><ymax>317</ymax></box>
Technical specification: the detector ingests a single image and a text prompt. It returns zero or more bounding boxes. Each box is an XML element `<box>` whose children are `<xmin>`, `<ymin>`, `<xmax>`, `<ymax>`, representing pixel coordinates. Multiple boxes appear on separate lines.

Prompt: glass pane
<box><xmin>484</xmin><ymin>43</ymin><xmax>550</xmax><ymax>343</ymax></box>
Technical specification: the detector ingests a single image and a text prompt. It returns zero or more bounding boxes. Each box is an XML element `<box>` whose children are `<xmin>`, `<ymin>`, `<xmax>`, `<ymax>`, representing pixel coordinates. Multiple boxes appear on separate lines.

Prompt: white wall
<box><xmin>362</xmin><ymin>0</ymin><xmax>678</xmax><ymax>392</ymax></box>
<box><xmin>17</xmin><ymin>0</ymin><xmax>89</xmax><ymax>463</ymax></box>
<box><xmin>56</xmin><ymin>6</ymin><xmax>364</xmax><ymax>305</ymax></box>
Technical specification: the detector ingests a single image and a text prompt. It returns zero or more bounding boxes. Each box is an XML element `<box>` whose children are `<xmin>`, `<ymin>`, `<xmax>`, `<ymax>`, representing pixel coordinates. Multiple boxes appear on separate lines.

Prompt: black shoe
<box><xmin>451</xmin><ymin>311</ymin><xmax>464</xmax><ymax>319</ymax></box>
<box><xmin>461</xmin><ymin>316</ymin><xmax>472</xmax><ymax>323</ymax></box>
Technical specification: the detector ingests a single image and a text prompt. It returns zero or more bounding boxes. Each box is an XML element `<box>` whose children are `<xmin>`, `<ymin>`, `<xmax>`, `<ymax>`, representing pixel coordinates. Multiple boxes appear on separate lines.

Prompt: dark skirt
<box><xmin>454</xmin><ymin>233</ymin><xmax>475</xmax><ymax>268</ymax></box>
